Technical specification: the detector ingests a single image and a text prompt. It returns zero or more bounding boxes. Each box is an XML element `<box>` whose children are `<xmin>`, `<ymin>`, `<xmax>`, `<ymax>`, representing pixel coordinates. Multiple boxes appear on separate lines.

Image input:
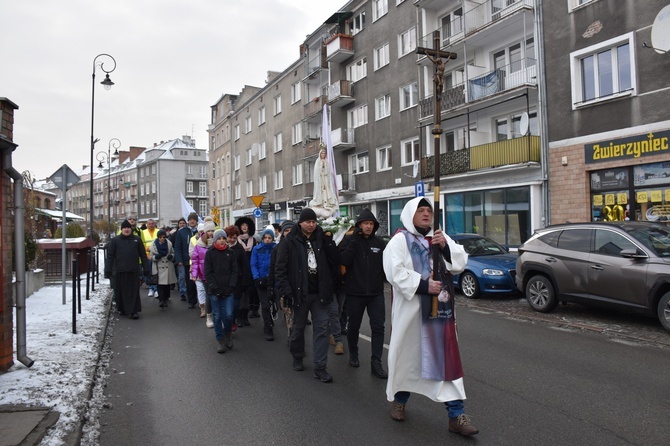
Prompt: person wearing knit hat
<box><xmin>298</xmin><ymin>207</ymin><xmax>318</xmax><ymax>224</ymax></box>
<box><xmin>204</xmin><ymin>227</ymin><xmax>237</xmax><ymax>353</ymax></box>
<box><xmin>149</xmin><ymin>228</ymin><xmax>177</xmax><ymax>308</ymax></box>
<box><xmin>105</xmin><ymin>217</ymin><xmax>149</xmax><ymax>320</ymax></box>
<box><xmin>274</xmin><ymin>205</ymin><xmax>341</xmax><ymax>383</ymax></box>
<box><xmin>203</xmin><ymin>221</ymin><xmax>216</xmax><ymax>234</ymax></box>
<box><xmin>191</xmin><ymin>223</ymin><xmax>217</xmax><ymax>319</ymax></box>
<box><xmin>251</xmin><ymin>227</ymin><xmax>277</xmax><ymax>341</ymax></box>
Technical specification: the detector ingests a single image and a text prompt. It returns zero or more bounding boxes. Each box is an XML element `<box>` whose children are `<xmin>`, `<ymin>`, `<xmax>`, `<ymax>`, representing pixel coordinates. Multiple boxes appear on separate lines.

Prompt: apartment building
<box><xmin>208</xmin><ymin>0</ymin><xmax>547</xmax><ymax>245</ymax></box>
<box><xmin>544</xmin><ymin>0</ymin><xmax>670</xmax><ymax>226</ymax></box>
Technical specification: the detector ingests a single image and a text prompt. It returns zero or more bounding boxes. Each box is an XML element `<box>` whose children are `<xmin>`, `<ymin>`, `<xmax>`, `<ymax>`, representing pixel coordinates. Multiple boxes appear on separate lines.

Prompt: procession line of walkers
<box><xmin>104</xmin><ymin>198</ymin><xmax>479</xmax><ymax>436</ymax></box>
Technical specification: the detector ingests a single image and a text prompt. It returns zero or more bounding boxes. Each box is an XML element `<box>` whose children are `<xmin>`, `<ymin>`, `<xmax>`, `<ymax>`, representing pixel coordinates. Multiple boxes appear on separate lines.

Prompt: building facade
<box><xmin>544</xmin><ymin>0</ymin><xmax>670</xmax><ymax>226</ymax></box>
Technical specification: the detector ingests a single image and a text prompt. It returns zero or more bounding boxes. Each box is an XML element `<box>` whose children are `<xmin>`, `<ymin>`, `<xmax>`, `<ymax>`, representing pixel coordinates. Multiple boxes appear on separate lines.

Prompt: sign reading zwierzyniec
<box><xmin>584</xmin><ymin>131</ymin><xmax>670</xmax><ymax>164</ymax></box>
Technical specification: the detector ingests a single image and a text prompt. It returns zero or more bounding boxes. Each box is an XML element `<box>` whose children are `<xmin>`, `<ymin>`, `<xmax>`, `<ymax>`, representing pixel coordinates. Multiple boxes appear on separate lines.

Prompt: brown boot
<box><xmin>390</xmin><ymin>402</ymin><xmax>405</xmax><ymax>422</ymax></box>
<box><xmin>448</xmin><ymin>414</ymin><xmax>479</xmax><ymax>436</ymax></box>
<box><xmin>199</xmin><ymin>304</ymin><xmax>206</xmax><ymax>318</ymax></box>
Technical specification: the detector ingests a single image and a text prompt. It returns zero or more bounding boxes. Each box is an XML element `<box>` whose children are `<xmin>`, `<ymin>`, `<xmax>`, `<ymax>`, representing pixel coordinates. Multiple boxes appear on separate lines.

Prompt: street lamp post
<box><xmin>97</xmin><ymin>138</ymin><xmax>120</xmax><ymax>240</ymax></box>
<box><xmin>89</xmin><ymin>53</ymin><xmax>117</xmax><ymax>238</ymax></box>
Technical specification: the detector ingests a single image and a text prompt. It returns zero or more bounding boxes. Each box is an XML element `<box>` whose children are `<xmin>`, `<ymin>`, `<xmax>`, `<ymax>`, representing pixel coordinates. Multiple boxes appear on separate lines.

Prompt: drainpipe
<box><xmin>535</xmin><ymin>0</ymin><xmax>551</xmax><ymax>227</ymax></box>
<box><xmin>2</xmin><ymin>148</ymin><xmax>34</xmax><ymax>367</ymax></box>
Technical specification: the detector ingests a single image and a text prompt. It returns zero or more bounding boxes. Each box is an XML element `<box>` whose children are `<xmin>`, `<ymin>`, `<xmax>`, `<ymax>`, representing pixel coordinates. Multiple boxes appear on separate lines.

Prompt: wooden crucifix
<box><xmin>416</xmin><ymin>31</ymin><xmax>457</xmax><ymax>317</ymax></box>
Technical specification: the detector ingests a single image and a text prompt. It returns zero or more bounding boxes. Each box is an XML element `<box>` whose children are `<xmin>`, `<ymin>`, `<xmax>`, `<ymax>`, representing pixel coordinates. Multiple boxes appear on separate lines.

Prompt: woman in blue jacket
<box><xmin>251</xmin><ymin>228</ymin><xmax>277</xmax><ymax>341</ymax></box>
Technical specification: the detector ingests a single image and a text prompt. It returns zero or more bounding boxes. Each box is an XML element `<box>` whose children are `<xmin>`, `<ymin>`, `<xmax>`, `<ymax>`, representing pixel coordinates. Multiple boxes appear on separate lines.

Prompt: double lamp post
<box><xmin>89</xmin><ymin>53</ymin><xmax>117</xmax><ymax>238</ymax></box>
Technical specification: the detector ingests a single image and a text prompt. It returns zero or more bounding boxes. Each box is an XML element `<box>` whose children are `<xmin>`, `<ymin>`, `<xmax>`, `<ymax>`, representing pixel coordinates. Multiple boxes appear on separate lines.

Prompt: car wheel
<box><xmin>525</xmin><ymin>275</ymin><xmax>558</xmax><ymax>313</ymax></box>
<box><xmin>460</xmin><ymin>272</ymin><xmax>480</xmax><ymax>299</ymax></box>
<box><xmin>657</xmin><ymin>292</ymin><xmax>670</xmax><ymax>333</ymax></box>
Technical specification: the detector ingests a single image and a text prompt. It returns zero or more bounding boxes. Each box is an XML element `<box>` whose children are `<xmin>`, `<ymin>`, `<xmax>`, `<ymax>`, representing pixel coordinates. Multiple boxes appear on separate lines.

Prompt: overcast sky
<box><xmin>1</xmin><ymin>0</ymin><xmax>343</xmax><ymax>181</ymax></box>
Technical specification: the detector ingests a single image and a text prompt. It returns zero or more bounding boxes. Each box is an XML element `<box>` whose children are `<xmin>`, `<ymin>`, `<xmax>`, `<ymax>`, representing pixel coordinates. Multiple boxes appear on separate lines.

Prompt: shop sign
<box><xmin>585</xmin><ymin>130</ymin><xmax>670</xmax><ymax>164</ymax></box>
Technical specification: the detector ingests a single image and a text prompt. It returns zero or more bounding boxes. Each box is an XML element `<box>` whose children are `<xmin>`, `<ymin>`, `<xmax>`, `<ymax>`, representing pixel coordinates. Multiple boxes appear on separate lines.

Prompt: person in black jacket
<box><xmin>204</xmin><ymin>229</ymin><xmax>238</xmax><ymax>353</ymax></box>
<box><xmin>105</xmin><ymin>219</ymin><xmax>149</xmax><ymax>319</ymax></box>
<box><xmin>268</xmin><ymin>220</ymin><xmax>295</xmax><ymax>341</ymax></box>
<box><xmin>275</xmin><ymin>208</ymin><xmax>340</xmax><ymax>383</ymax></box>
<box><xmin>340</xmin><ymin>208</ymin><xmax>388</xmax><ymax>378</ymax></box>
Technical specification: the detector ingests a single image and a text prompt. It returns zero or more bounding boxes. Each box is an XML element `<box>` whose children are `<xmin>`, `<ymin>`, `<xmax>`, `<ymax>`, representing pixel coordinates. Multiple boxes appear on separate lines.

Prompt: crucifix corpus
<box><xmin>416</xmin><ymin>31</ymin><xmax>457</xmax><ymax>317</ymax></box>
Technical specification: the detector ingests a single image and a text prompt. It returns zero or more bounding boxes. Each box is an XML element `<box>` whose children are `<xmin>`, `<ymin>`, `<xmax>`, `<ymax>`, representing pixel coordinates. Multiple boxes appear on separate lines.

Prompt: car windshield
<box><xmin>627</xmin><ymin>225</ymin><xmax>670</xmax><ymax>257</ymax></box>
<box><xmin>458</xmin><ymin>237</ymin><xmax>506</xmax><ymax>256</ymax></box>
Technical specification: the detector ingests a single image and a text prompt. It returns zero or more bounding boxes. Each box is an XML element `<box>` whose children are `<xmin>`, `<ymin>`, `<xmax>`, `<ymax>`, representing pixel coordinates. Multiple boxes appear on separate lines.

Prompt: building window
<box><xmin>401</xmin><ymin>137</ymin><xmax>420</xmax><ymax>165</ymax></box>
<box><xmin>234</xmin><ymin>125</ymin><xmax>240</xmax><ymax>140</ymax></box>
<box><xmin>244</xmin><ymin>116</ymin><xmax>252</xmax><ymax>134</ymax></box>
<box><xmin>274</xmin><ymin>132</ymin><xmax>283</xmax><ymax>153</ymax></box>
<box><xmin>568</xmin><ymin>0</ymin><xmax>598</xmax><ymax>12</ymax></box>
<box><xmin>259</xmin><ymin>175</ymin><xmax>267</xmax><ymax>194</ymax></box>
<box><xmin>292</xmin><ymin>123</ymin><xmax>302</xmax><ymax>145</ymax></box>
<box><xmin>375</xmin><ymin>94</ymin><xmax>391</xmax><ymax>120</ymax></box>
<box><xmin>140</xmin><ymin>184</ymin><xmax>145</xmax><ymax>196</ymax></box>
<box><xmin>348</xmin><ymin>104</ymin><xmax>368</xmax><ymax>129</ymax></box>
<box><xmin>372</xmin><ymin>0</ymin><xmax>388</xmax><ymax>21</ymax></box>
<box><xmin>496</xmin><ymin>111</ymin><xmax>538</xmax><ymax>140</ymax></box>
<box><xmin>274</xmin><ymin>94</ymin><xmax>282</xmax><ymax>115</ymax></box>
<box><xmin>199</xmin><ymin>201</ymin><xmax>208</xmax><ymax>216</ymax></box>
<box><xmin>347</xmin><ymin>57</ymin><xmax>368</xmax><ymax>83</ymax></box>
<box><xmin>246</xmin><ymin>180</ymin><xmax>253</xmax><ymax>197</ymax></box>
<box><xmin>292</xmin><ymin>163</ymin><xmax>303</xmax><ymax>185</ymax></box>
<box><xmin>200</xmin><ymin>166</ymin><xmax>206</xmax><ymax>179</ymax></box>
<box><xmin>291</xmin><ymin>82</ymin><xmax>301</xmax><ymax>104</ymax></box>
<box><xmin>398</xmin><ymin>27</ymin><xmax>416</xmax><ymax>58</ymax></box>
<box><xmin>351</xmin><ymin>10</ymin><xmax>366</xmax><ymax>35</ymax></box>
<box><xmin>400</xmin><ymin>82</ymin><xmax>418</xmax><ymax>110</ymax></box>
<box><xmin>186</xmin><ymin>181</ymin><xmax>193</xmax><ymax>193</ymax></box>
<box><xmin>246</xmin><ymin>148</ymin><xmax>252</xmax><ymax>165</ymax></box>
<box><xmin>350</xmin><ymin>152</ymin><xmax>369</xmax><ymax>175</ymax></box>
<box><xmin>258</xmin><ymin>106</ymin><xmax>266</xmax><ymax>125</ymax></box>
<box><xmin>259</xmin><ymin>141</ymin><xmax>266</xmax><ymax>160</ymax></box>
<box><xmin>211</xmin><ymin>162</ymin><xmax>216</xmax><ymax>178</ymax></box>
<box><xmin>140</xmin><ymin>202</ymin><xmax>145</xmax><ymax>214</ymax></box>
<box><xmin>377</xmin><ymin>145</ymin><xmax>392</xmax><ymax>171</ymax></box>
<box><xmin>570</xmin><ymin>32</ymin><xmax>634</xmax><ymax>108</ymax></box>
<box><xmin>374</xmin><ymin>42</ymin><xmax>390</xmax><ymax>70</ymax></box>
<box><xmin>199</xmin><ymin>183</ymin><xmax>207</xmax><ymax>196</ymax></box>
<box><xmin>441</xmin><ymin>8</ymin><xmax>463</xmax><ymax>44</ymax></box>
<box><xmin>274</xmin><ymin>170</ymin><xmax>283</xmax><ymax>190</ymax></box>
<box><xmin>235</xmin><ymin>184</ymin><xmax>241</xmax><ymax>200</ymax></box>
<box><xmin>234</xmin><ymin>154</ymin><xmax>240</xmax><ymax>170</ymax></box>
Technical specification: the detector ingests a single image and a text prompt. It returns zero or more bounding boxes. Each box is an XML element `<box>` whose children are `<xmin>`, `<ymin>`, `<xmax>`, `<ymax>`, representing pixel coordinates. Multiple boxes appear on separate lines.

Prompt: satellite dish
<box><xmin>651</xmin><ymin>5</ymin><xmax>670</xmax><ymax>54</ymax></box>
<box><xmin>519</xmin><ymin>112</ymin><xmax>529</xmax><ymax>136</ymax></box>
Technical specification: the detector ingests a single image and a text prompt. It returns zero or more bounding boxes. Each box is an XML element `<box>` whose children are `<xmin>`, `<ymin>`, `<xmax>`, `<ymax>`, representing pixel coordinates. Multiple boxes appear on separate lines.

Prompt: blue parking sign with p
<box><xmin>415</xmin><ymin>181</ymin><xmax>425</xmax><ymax>197</ymax></box>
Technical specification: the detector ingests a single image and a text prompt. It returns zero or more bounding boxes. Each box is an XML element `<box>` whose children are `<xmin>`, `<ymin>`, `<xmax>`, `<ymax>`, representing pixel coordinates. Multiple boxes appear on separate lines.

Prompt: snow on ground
<box><xmin>0</xmin><ymin>277</ymin><xmax>112</xmax><ymax>445</ymax></box>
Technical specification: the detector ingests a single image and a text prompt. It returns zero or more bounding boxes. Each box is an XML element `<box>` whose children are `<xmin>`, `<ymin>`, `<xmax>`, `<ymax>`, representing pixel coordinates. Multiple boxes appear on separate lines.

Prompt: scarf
<box><xmin>403</xmin><ymin>230</ymin><xmax>463</xmax><ymax>382</ymax></box>
<box><xmin>155</xmin><ymin>239</ymin><xmax>169</xmax><ymax>257</ymax></box>
<box><xmin>213</xmin><ymin>242</ymin><xmax>227</xmax><ymax>251</ymax></box>
<box><xmin>238</xmin><ymin>234</ymin><xmax>253</xmax><ymax>252</ymax></box>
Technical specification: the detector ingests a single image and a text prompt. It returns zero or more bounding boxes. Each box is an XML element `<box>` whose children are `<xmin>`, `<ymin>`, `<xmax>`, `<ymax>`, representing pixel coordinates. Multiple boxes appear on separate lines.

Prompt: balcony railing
<box><xmin>331</xmin><ymin>128</ymin><xmax>355</xmax><ymax>148</ymax></box>
<box><xmin>419</xmin><ymin>59</ymin><xmax>536</xmax><ymax>119</ymax></box>
<box><xmin>421</xmin><ymin>135</ymin><xmax>540</xmax><ymax>177</ymax></box>
<box><xmin>304</xmin><ymin>95</ymin><xmax>327</xmax><ymax>119</ymax></box>
<box><xmin>418</xmin><ymin>0</ymin><xmax>534</xmax><ymax>49</ymax></box>
<box><xmin>328</xmin><ymin>80</ymin><xmax>354</xmax><ymax>107</ymax></box>
<box><xmin>326</xmin><ymin>34</ymin><xmax>354</xmax><ymax>63</ymax></box>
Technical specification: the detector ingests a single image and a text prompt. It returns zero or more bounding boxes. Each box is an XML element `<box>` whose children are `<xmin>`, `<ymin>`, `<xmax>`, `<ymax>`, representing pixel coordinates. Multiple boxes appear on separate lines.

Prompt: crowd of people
<box><xmin>103</xmin><ymin>200</ymin><xmax>479</xmax><ymax>436</ymax></box>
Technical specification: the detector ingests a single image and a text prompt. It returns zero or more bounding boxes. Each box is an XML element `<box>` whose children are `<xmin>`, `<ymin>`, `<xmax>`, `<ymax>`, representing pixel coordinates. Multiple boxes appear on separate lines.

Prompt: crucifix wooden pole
<box><xmin>416</xmin><ymin>31</ymin><xmax>457</xmax><ymax>316</ymax></box>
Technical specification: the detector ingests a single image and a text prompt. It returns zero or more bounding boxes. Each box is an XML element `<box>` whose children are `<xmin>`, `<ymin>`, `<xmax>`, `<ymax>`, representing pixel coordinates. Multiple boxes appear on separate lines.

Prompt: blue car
<box><xmin>450</xmin><ymin>234</ymin><xmax>519</xmax><ymax>299</ymax></box>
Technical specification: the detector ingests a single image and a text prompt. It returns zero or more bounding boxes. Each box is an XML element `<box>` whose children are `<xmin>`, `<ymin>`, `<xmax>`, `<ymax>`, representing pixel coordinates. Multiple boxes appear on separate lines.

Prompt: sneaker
<box><xmin>292</xmin><ymin>357</ymin><xmax>304</xmax><ymax>371</ymax></box>
<box><xmin>371</xmin><ymin>362</ymin><xmax>388</xmax><ymax>379</ymax></box>
<box><xmin>391</xmin><ymin>402</ymin><xmax>405</xmax><ymax>422</ymax></box>
<box><xmin>448</xmin><ymin>414</ymin><xmax>479</xmax><ymax>436</ymax></box>
<box><xmin>232</xmin><ymin>322</ymin><xmax>238</xmax><ymax>332</ymax></box>
<box><xmin>313</xmin><ymin>368</ymin><xmax>333</xmax><ymax>383</ymax></box>
<box><xmin>334</xmin><ymin>342</ymin><xmax>344</xmax><ymax>355</ymax></box>
<box><xmin>206</xmin><ymin>314</ymin><xmax>214</xmax><ymax>328</ymax></box>
<box><xmin>148</xmin><ymin>290</ymin><xmax>154</xmax><ymax>298</ymax></box>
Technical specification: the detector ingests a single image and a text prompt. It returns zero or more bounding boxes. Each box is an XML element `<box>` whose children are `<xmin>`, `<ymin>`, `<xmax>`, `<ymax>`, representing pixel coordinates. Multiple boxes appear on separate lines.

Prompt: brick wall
<box><xmin>0</xmin><ymin>98</ymin><xmax>18</xmax><ymax>372</ymax></box>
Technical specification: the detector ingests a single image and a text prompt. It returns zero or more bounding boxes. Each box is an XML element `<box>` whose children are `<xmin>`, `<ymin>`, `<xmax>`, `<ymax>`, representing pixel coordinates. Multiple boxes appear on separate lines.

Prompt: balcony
<box><xmin>418</xmin><ymin>0</ymin><xmax>534</xmax><ymax>60</ymax></box>
<box><xmin>304</xmin><ymin>138</ymin><xmax>321</xmax><ymax>158</ymax></box>
<box><xmin>419</xmin><ymin>59</ymin><xmax>536</xmax><ymax>120</ymax></box>
<box><xmin>302</xmin><ymin>50</ymin><xmax>327</xmax><ymax>84</ymax></box>
<box><xmin>421</xmin><ymin>135</ymin><xmax>540</xmax><ymax>177</ymax></box>
<box><xmin>331</xmin><ymin>128</ymin><xmax>355</xmax><ymax>149</ymax></box>
<box><xmin>327</xmin><ymin>80</ymin><xmax>354</xmax><ymax>108</ymax></box>
<box><xmin>304</xmin><ymin>95</ymin><xmax>327</xmax><ymax>120</ymax></box>
<box><xmin>326</xmin><ymin>34</ymin><xmax>354</xmax><ymax>63</ymax></box>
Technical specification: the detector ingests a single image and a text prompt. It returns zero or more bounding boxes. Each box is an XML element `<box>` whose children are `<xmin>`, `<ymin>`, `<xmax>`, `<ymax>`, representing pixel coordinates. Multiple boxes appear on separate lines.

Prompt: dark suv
<box><xmin>515</xmin><ymin>222</ymin><xmax>670</xmax><ymax>333</ymax></box>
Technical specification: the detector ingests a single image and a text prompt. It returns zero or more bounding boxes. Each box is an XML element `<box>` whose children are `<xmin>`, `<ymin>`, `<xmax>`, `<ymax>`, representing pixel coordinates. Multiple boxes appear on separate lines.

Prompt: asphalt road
<box><xmin>96</xmin><ymin>289</ymin><xmax>670</xmax><ymax>446</ymax></box>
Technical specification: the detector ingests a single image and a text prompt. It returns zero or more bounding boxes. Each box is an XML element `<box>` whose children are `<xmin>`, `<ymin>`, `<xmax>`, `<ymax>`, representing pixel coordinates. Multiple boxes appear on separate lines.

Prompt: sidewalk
<box><xmin>0</xmin><ymin>279</ymin><xmax>112</xmax><ymax>446</ymax></box>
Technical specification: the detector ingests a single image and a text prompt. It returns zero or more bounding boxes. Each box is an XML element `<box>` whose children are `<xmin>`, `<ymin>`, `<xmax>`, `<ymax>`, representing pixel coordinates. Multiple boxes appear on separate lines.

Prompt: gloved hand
<box><xmin>324</xmin><ymin>231</ymin><xmax>333</xmax><ymax>240</ymax></box>
<box><xmin>255</xmin><ymin>278</ymin><xmax>266</xmax><ymax>288</ymax></box>
<box><xmin>155</xmin><ymin>254</ymin><xmax>164</xmax><ymax>260</ymax></box>
<box><xmin>167</xmin><ymin>254</ymin><xmax>174</xmax><ymax>261</ymax></box>
<box><xmin>281</xmin><ymin>294</ymin><xmax>294</xmax><ymax>309</ymax></box>
<box><xmin>353</xmin><ymin>227</ymin><xmax>364</xmax><ymax>238</ymax></box>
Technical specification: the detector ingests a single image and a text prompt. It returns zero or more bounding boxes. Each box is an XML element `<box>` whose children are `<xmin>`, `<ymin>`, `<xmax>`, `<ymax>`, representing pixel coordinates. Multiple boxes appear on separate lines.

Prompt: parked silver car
<box><xmin>515</xmin><ymin>222</ymin><xmax>670</xmax><ymax>333</ymax></box>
